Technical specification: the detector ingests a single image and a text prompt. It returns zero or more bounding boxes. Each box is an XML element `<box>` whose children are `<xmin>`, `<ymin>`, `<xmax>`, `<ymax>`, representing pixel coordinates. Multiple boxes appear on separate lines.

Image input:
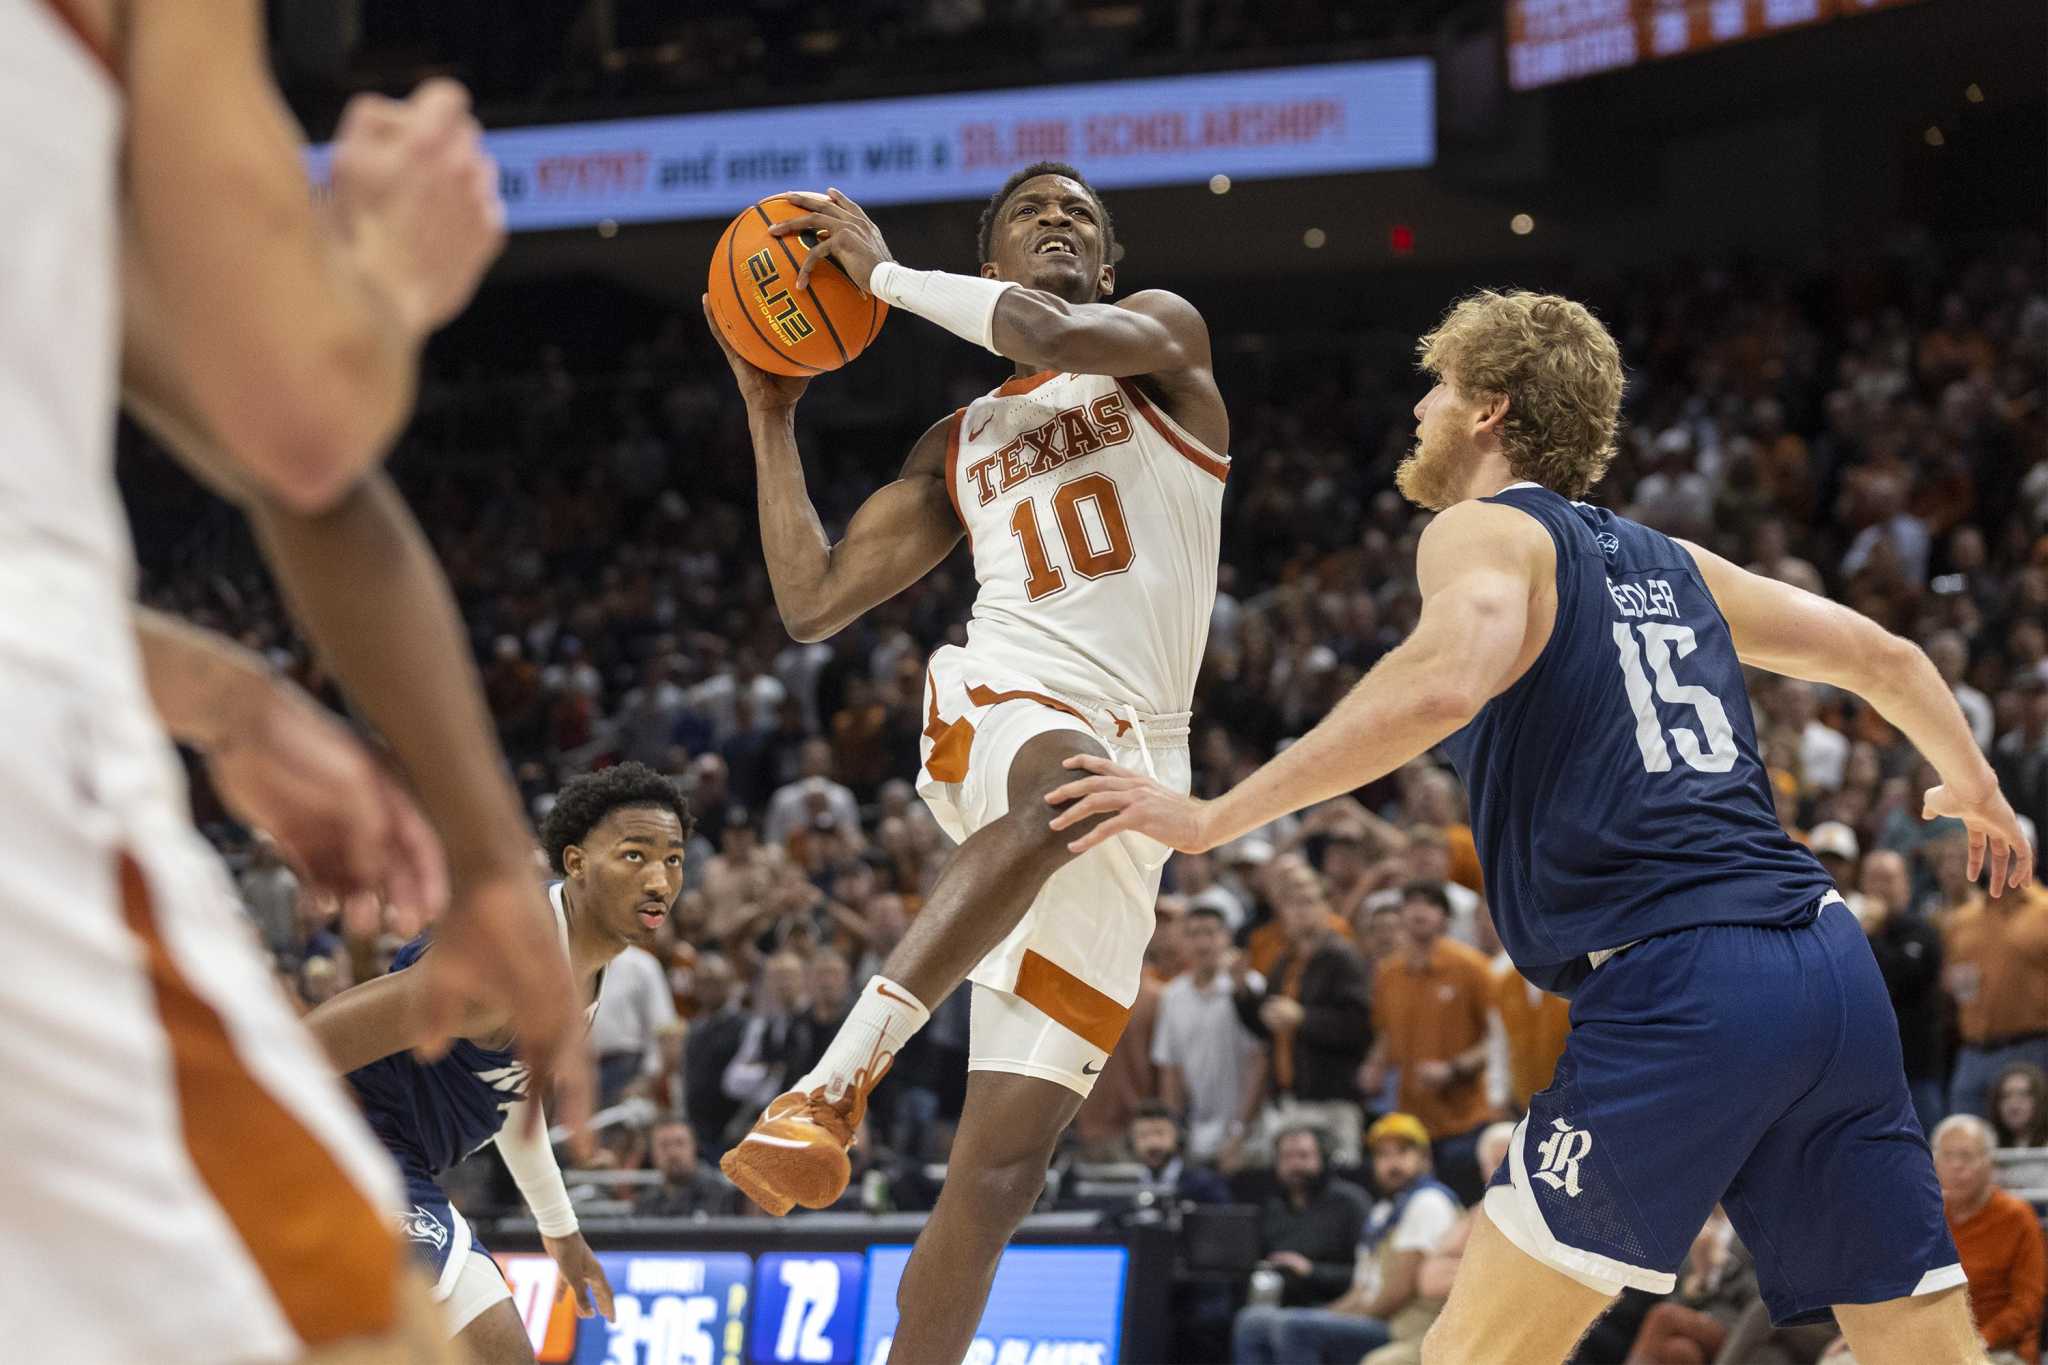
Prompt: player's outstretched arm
<box><xmin>123</xmin><ymin>6</ymin><xmax>502</xmax><ymax>512</ymax></box>
<box><xmin>704</xmin><ymin>297</ymin><xmax>963</xmax><ymax>642</ymax></box>
<box><xmin>1682</xmin><ymin>539</ymin><xmax>2031</xmax><ymax>893</ymax></box>
<box><xmin>1048</xmin><ymin>500</ymin><xmax>1547</xmax><ymax>853</ymax></box>
<box><xmin>134</xmin><ymin>608</ymin><xmax>444</xmax><ymax>913</ymax></box>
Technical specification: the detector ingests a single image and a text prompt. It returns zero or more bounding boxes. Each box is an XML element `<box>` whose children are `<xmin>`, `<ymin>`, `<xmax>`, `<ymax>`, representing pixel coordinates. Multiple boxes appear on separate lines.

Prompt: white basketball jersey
<box><xmin>946</xmin><ymin>370</ymin><xmax>1226</xmax><ymax>715</ymax></box>
<box><xmin>0</xmin><ymin>1</ymin><xmax>131</xmax><ymax>678</ymax></box>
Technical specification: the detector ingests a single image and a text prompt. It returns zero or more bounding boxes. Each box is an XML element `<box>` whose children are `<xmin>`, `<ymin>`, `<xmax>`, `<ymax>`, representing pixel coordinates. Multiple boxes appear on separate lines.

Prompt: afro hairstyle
<box><xmin>540</xmin><ymin>762</ymin><xmax>695</xmax><ymax>875</ymax></box>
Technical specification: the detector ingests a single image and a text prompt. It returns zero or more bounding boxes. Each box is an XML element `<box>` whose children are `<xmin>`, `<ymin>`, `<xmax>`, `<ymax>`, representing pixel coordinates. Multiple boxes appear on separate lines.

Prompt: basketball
<box><xmin>706</xmin><ymin>194</ymin><xmax>887</xmax><ymax>377</ymax></box>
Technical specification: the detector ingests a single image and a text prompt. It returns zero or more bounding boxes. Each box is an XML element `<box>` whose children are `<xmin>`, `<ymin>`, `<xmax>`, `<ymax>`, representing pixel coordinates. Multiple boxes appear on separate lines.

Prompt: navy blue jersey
<box><xmin>1438</xmin><ymin>484</ymin><xmax>1833</xmax><ymax>995</ymax></box>
<box><xmin>346</xmin><ymin>882</ymin><xmax>590</xmax><ymax>1175</ymax></box>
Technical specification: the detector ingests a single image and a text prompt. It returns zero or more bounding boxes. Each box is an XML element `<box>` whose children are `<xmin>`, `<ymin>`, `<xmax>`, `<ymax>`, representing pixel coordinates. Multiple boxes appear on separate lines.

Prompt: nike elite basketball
<box><xmin>707</xmin><ymin>194</ymin><xmax>888</xmax><ymax>377</ymax></box>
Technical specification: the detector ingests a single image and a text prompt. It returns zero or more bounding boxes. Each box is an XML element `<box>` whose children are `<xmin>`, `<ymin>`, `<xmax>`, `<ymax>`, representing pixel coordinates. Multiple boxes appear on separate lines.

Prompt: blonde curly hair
<box><xmin>1418</xmin><ymin>290</ymin><xmax>1624</xmax><ymax>499</ymax></box>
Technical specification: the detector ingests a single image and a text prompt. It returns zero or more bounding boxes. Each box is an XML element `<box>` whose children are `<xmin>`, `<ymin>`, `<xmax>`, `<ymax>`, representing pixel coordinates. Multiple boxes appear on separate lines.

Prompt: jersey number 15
<box><xmin>1611</xmin><ymin>622</ymin><xmax>1738</xmax><ymax>774</ymax></box>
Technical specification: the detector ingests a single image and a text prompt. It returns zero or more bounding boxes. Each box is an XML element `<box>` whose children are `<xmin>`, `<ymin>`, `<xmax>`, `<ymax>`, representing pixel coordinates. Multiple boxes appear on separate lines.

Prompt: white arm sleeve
<box><xmin>868</xmin><ymin>262</ymin><xmax>1015</xmax><ymax>355</ymax></box>
<box><xmin>496</xmin><ymin>1098</ymin><xmax>578</xmax><ymax>1238</ymax></box>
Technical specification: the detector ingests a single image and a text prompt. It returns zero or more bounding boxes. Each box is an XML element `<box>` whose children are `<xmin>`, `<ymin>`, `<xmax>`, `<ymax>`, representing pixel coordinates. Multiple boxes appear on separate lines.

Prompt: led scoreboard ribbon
<box><xmin>307</xmin><ymin>60</ymin><xmax>1433</xmax><ymax>231</ymax></box>
<box><xmin>504</xmin><ymin>1244</ymin><xmax>1127</xmax><ymax>1364</ymax></box>
<box><xmin>1507</xmin><ymin>0</ymin><xmax>1929</xmax><ymax>90</ymax></box>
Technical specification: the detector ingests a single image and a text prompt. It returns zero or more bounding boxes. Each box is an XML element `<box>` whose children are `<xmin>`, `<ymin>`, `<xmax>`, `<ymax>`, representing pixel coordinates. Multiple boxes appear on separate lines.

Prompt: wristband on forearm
<box><xmin>868</xmin><ymin>261</ymin><xmax>1015</xmax><ymax>355</ymax></box>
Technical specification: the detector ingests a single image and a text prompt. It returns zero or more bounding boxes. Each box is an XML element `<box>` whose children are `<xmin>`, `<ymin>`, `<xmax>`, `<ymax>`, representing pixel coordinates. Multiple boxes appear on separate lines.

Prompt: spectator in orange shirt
<box><xmin>1941</xmin><ymin>840</ymin><xmax>2048</xmax><ymax>1121</ymax></box>
<box><xmin>1932</xmin><ymin>1116</ymin><xmax>2044</xmax><ymax>1365</ymax></box>
<box><xmin>1359</xmin><ymin>883</ymin><xmax>1500</xmax><ymax>1202</ymax></box>
<box><xmin>1487</xmin><ymin>954</ymin><xmax>1569</xmax><ymax>1117</ymax></box>
<box><xmin>1244</xmin><ymin>852</ymin><xmax>1354</xmax><ymax>977</ymax></box>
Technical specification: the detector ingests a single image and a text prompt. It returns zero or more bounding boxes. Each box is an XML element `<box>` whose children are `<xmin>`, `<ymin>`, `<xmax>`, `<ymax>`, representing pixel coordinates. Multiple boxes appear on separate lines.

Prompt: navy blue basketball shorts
<box><xmin>1486</xmin><ymin>894</ymin><xmax>1963</xmax><ymax>1326</ymax></box>
<box><xmin>393</xmin><ymin>1161</ymin><xmax>512</xmax><ymax>1332</ymax></box>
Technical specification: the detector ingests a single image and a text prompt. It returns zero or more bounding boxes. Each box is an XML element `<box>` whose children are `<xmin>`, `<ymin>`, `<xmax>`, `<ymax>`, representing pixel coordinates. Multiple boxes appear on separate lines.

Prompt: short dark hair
<box><xmin>541</xmin><ymin>762</ymin><xmax>695</xmax><ymax>874</ymax></box>
<box><xmin>1131</xmin><ymin>1099</ymin><xmax>1178</xmax><ymax>1126</ymax></box>
<box><xmin>1274</xmin><ymin>1124</ymin><xmax>1330</xmax><ymax>1163</ymax></box>
<box><xmin>1185</xmin><ymin>905</ymin><xmax>1229</xmax><ymax>928</ymax></box>
<box><xmin>1400</xmin><ymin>880</ymin><xmax>1452</xmax><ymax>914</ymax></box>
<box><xmin>977</xmin><ymin>160</ymin><xmax>1117</xmax><ymax>265</ymax></box>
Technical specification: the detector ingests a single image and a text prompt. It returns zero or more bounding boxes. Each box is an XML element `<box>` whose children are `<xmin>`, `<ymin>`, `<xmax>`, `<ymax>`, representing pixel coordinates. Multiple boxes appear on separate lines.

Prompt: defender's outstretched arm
<box><xmin>1049</xmin><ymin>500</ymin><xmax>1549</xmax><ymax>853</ymax></box>
<box><xmin>1681</xmin><ymin>538</ymin><xmax>2029</xmax><ymax>892</ymax></box>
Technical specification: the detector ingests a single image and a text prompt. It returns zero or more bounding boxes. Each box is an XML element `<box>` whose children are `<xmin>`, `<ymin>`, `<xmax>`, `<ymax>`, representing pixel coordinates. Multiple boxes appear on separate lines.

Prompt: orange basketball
<box><xmin>707</xmin><ymin>194</ymin><xmax>887</xmax><ymax>377</ymax></box>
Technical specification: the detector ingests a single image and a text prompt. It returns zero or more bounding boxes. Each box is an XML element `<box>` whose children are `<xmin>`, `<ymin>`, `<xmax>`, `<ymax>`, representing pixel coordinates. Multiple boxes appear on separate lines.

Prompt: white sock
<box><xmin>795</xmin><ymin>975</ymin><xmax>931</xmax><ymax>1102</ymax></box>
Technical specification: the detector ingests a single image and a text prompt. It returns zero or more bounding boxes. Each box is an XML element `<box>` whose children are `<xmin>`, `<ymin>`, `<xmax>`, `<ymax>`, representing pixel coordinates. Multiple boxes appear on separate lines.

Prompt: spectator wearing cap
<box><xmin>1360</xmin><ymin>883</ymin><xmax>1499</xmax><ymax>1202</ymax></box>
<box><xmin>1384</xmin><ymin>1122</ymin><xmax>1517</xmax><ymax>1365</ymax></box>
<box><xmin>1231</xmin><ymin>1126</ymin><xmax>1369</xmax><ymax>1362</ymax></box>
<box><xmin>1807</xmin><ymin>819</ymin><xmax>1861</xmax><ymax>889</ymax></box>
<box><xmin>1154</xmin><ymin>905</ymin><xmax>1266</xmax><ymax>1167</ymax></box>
<box><xmin>1234</xmin><ymin>862</ymin><xmax>1373</xmax><ymax>1166</ymax></box>
<box><xmin>1942</xmin><ymin>820</ymin><xmax>2048</xmax><ymax>1121</ymax></box>
<box><xmin>1233</xmin><ymin>1114</ymin><xmax>1462</xmax><ymax>1365</ymax></box>
<box><xmin>1856</xmin><ymin>850</ymin><xmax>1947</xmax><ymax>1136</ymax></box>
<box><xmin>1174</xmin><ymin>850</ymin><xmax>1250</xmax><ymax>934</ymax></box>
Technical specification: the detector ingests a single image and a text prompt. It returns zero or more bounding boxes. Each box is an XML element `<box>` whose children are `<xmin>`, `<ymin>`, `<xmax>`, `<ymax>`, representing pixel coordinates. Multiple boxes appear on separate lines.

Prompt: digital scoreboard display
<box><xmin>1507</xmin><ymin>0</ymin><xmax>1927</xmax><ymax>90</ymax></box>
<box><xmin>502</xmin><ymin>1243</ymin><xmax>1127</xmax><ymax>1365</ymax></box>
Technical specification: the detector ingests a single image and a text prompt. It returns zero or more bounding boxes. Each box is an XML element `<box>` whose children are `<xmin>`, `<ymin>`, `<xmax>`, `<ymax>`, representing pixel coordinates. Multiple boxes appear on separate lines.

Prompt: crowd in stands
<box><xmin>125</xmin><ymin>222</ymin><xmax>2047</xmax><ymax>1361</ymax></box>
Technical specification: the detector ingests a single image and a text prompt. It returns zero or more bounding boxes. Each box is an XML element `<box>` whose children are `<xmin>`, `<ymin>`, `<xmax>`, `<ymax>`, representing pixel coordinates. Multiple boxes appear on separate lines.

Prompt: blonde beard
<box><xmin>1394</xmin><ymin>431</ymin><xmax>1473</xmax><ymax>511</ymax></box>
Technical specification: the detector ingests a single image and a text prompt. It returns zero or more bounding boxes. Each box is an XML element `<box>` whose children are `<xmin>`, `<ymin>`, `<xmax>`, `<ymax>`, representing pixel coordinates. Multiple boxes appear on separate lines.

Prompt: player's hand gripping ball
<box><xmin>706</xmin><ymin>193</ymin><xmax>888</xmax><ymax>377</ymax></box>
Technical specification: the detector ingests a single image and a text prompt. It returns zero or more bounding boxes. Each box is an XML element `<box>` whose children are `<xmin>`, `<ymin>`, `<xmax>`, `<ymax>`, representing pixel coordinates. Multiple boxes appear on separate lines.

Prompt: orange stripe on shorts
<box><xmin>117</xmin><ymin>854</ymin><xmax>398</xmax><ymax>1347</ymax></box>
<box><xmin>1013</xmin><ymin>949</ymin><xmax>1131</xmax><ymax>1054</ymax></box>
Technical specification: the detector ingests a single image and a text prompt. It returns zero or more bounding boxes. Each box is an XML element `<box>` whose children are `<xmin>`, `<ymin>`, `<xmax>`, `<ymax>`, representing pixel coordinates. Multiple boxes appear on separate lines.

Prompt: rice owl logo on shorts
<box><xmin>1533</xmin><ymin>1117</ymin><xmax>1593</xmax><ymax>1198</ymax></box>
<box><xmin>744</xmin><ymin>247</ymin><xmax>816</xmax><ymax>348</ymax></box>
<box><xmin>397</xmin><ymin>1204</ymin><xmax>450</xmax><ymax>1251</ymax></box>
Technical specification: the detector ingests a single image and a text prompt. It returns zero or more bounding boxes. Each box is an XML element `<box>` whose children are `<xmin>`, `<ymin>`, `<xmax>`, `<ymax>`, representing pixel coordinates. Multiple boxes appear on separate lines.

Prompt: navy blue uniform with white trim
<box><xmin>346</xmin><ymin>881</ymin><xmax>591</xmax><ymax>1297</ymax></box>
<box><xmin>1439</xmin><ymin>485</ymin><xmax>1959</xmax><ymax>1324</ymax></box>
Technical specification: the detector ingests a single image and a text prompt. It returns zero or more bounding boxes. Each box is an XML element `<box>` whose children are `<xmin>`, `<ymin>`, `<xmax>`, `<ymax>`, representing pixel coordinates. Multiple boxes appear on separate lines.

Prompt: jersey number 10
<box><xmin>1010</xmin><ymin>472</ymin><xmax>1136</xmax><ymax>601</ymax></box>
<box><xmin>1611</xmin><ymin>622</ymin><xmax>1738</xmax><ymax>774</ymax></box>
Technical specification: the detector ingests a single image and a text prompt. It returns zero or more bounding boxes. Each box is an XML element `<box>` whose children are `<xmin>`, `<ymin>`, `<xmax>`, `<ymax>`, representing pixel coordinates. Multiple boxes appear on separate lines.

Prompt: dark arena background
<box><xmin>119</xmin><ymin>2</ymin><xmax>2045</xmax><ymax>1362</ymax></box>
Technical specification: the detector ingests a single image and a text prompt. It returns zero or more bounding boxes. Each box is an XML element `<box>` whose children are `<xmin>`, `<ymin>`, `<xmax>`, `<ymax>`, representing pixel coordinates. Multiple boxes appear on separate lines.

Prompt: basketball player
<box><xmin>304</xmin><ymin>764</ymin><xmax>693</xmax><ymax>1364</ymax></box>
<box><xmin>3</xmin><ymin>2</ymin><xmax>575</xmax><ymax>1360</ymax></box>
<box><xmin>703</xmin><ymin>161</ymin><xmax>1227</xmax><ymax>1361</ymax></box>
<box><xmin>1046</xmin><ymin>289</ymin><xmax>2026</xmax><ymax>1365</ymax></box>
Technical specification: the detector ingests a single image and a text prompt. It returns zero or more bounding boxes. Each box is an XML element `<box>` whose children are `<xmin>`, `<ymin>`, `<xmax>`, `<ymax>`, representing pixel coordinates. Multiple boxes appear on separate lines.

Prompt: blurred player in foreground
<box><xmin>707</xmin><ymin>162</ymin><xmax>1228</xmax><ymax>1361</ymax></box>
<box><xmin>306</xmin><ymin>764</ymin><xmax>694</xmax><ymax>1364</ymax></box>
<box><xmin>1047</xmin><ymin>290</ymin><xmax>2028</xmax><ymax>1365</ymax></box>
<box><xmin>2</xmin><ymin>1</ymin><xmax>578</xmax><ymax>1359</ymax></box>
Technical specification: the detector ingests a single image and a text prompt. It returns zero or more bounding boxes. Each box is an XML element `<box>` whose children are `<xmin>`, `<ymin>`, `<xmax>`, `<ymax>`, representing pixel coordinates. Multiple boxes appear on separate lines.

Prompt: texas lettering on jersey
<box><xmin>963</xmin><ymin>392</ymin><xmax>1134</xmax><ymax>506</ymax></box>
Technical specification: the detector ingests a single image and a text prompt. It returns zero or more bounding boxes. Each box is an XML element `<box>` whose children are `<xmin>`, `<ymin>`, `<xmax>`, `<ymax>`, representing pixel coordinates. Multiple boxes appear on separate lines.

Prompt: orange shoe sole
<box><xmin>720</xmin><ymin>1139</ymin><xmax>851</xmax><ymax>1216</ymax></box>
<box><xmin>719</xmin><ymin>1149</ymin><xmax>797</xmax><ymax>1216</ymax></box>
